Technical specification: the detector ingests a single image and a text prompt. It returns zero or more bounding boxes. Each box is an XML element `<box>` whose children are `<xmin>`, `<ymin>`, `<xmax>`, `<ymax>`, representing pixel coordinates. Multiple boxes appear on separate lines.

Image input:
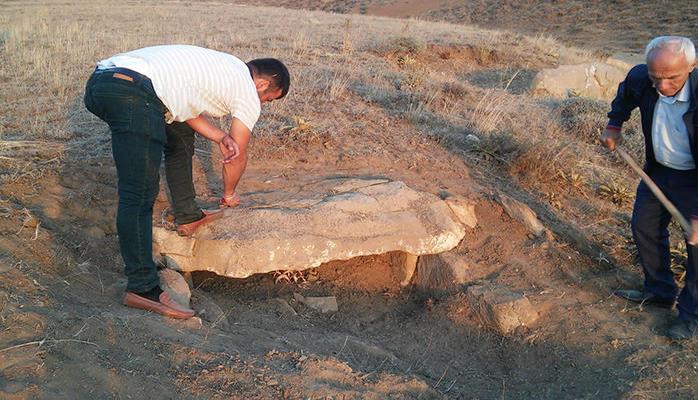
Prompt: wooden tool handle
<box><xmin>616</xmin><ymin>146</ymin><xmax>693</xmax><ymax>235</ymax></box>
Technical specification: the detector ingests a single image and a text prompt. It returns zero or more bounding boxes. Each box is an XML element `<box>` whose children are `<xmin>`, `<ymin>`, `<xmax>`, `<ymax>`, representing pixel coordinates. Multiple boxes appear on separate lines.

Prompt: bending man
<box><xmin>84</xmin><ymin>45</ymin><xmax>290</xmax><ymax>319</ymax></box>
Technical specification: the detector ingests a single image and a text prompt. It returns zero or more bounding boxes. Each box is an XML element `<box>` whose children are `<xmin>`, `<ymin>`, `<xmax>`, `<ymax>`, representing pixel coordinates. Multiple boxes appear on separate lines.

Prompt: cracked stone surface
<box><xmin>153</xmin><ymin>178</ymin><xmax>466</xmax><ymax>278</ymax></box>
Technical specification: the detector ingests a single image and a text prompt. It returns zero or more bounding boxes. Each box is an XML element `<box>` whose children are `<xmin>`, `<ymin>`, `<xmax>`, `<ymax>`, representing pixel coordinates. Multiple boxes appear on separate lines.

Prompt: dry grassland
<box><xmin>0</xmin><ymin>1</ymin><xmax>697</xmax><ymax>399</ymax></box>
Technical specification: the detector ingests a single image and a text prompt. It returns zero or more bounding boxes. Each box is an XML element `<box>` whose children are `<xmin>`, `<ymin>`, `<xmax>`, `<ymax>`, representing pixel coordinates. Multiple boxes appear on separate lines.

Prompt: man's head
<box><xmin>247</xmin><ymin>58</ymin><xmax>290</xmax><ymax>103</ymax></box>
<box><xmin>645</xmin><ymin>36</ymin><xmax>696</xmax><ymax>97</ymax></box>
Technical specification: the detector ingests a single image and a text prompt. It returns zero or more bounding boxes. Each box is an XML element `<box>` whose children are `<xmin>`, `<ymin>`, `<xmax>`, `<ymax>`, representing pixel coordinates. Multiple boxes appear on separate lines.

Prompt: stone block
<box><xmin>293</xmin><ymin>293</ymin><xmax>338</xmax><ymax>313</ymax></box>
<box><xmin>153</xmin><ymin>179</ymin><xmax>465</xmax><ymax>278</ymax></box>
<box><xmin>414</xmin><ymin>252</ymin><xmax>496</xmax><ymax>292</ymax></box>
<box><xmin>158</xmin><ymin>269</ymin><xmax>191</xmax><ymax>307</ymax></box>
<box><xmin>466</xmin><ymin>284</ymin><xmax>538</xmax><ymax>335</ymax></box>
<box><xmin>532</xmin><ymin>62</ymin><xmax>626</xmax><ymax>100</ymax></box>
<box><xmin>495</xmin><ymin>194</ymin><xmax>545</xmax><ymax>237</ymax></box>
<box><xmin>389</xmin><ymin>252</ymin><xmax>418</xmax><ymax>287</ymax></box>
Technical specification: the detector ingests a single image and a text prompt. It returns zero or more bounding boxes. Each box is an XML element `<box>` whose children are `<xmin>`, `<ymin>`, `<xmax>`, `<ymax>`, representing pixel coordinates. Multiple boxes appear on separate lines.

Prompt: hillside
<box><xmin>238</xmin><ymin>0</ymin><xmax>698</xmax><ymax>53</ymax></box>
<box><xmin>1</xmin><ymin>1</ymin><xmax>697</xmax><ymax>399</ymax></box>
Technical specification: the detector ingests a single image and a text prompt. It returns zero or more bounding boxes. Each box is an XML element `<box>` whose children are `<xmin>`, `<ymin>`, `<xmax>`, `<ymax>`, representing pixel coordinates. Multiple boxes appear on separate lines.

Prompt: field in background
<box><xmin>1</xmin><ymin>1</ymin><xmax>697</xmax><ymax>398</ymax></box>
<box><xmin>238</xmin><ymin>0</ymin><xmax>698</xmax><ymax>53</ymax></box>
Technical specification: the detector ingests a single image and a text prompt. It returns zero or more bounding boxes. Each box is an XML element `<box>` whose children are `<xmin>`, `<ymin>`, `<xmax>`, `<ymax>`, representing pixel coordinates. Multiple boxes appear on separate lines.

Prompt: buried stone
<box><xmin>153</xmin><ymin>179</ymin><xmax>466</xmax><ymax>279</ymax></box>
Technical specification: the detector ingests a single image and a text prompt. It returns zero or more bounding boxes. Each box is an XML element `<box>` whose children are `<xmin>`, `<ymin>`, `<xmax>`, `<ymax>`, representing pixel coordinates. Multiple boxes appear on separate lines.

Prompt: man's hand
<box><xmin>600</xmin><ymin>127</ymin><xmax>622</xmax><ymax>151</ymax></box>
<box><xmin>688</xmin><ymin>218</ymin><xmax>698</xmax><ymax>246</ymax></box>
<box><xmin>219</xmin><ymin>135</ymin><xmax>240</xmax><ymax>163</ymax></box>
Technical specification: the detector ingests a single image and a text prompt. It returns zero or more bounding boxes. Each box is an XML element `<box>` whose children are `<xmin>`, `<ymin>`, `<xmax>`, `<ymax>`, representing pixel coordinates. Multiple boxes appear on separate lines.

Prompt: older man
<box><xmin>601</xmin><ymin>36</ymin><xmax>697</xmax><ymax>340</ymax></box>
<box><xmin>84</xmin><ymin>45</ymin><xmax>290</xmax><ymax>319</ymax></box>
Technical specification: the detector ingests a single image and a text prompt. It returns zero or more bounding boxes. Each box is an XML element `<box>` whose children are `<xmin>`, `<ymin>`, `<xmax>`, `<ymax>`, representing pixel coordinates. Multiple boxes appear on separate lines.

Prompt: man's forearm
<box><xmin>222</xmin><ymin>155</ymin><xmax>247</xmax><ymax>196</ymax></box>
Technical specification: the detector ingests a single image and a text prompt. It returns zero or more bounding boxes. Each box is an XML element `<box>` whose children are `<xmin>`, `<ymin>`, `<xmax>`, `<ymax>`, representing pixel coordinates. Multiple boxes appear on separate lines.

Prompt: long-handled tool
<box><xmin>616</xmin><ymin>146</ymin><xmax>693</xmax><ymax>237</ymax></box>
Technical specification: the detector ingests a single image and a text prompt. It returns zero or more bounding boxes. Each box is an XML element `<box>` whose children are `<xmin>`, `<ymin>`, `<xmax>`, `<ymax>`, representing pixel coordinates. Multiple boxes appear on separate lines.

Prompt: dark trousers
<box><xmin>164</xmin><ymin>122</ymin><xmax>204</xmax><ymax>225</ymax></box>
<box><xmin>632</xmin><ymin>165</ymin><xmax>698</xmax><ymax>320</ymax></box>
<box><xmin>83</xmin><ymin>68</ymin><xmax>203</xmax><ymax>292</ymax></box>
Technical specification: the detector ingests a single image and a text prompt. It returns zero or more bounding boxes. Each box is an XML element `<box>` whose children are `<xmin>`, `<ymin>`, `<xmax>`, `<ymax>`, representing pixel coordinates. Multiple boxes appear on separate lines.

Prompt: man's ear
<box><xmin>254</xmin><ymin>78</ymin><xmax>270</xmax><ymax>92</ymax></box>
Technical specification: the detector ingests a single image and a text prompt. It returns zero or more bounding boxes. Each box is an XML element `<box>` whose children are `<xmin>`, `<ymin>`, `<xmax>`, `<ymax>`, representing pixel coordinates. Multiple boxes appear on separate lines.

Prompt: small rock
<box><xmin>182</xmin><ymin>316</ymin><xmax>203</xmax><ymax>329</ymax></box>
<box><xmin>191</xmin><ymin>290</ymin><xmax>230</xmax><ymax>329</ymax></box>
<box><xmin>445</xmin><ymin>197</ymin><xmax>478</xmax><ymax>228</ymax></box>
<box><xmin>466</xmin><ymin>284</ymin><xmax>538</xmax><ymax>335</ymax></box>
<box><xmin>271</xmin><ymin>297</ymin><xmax>298</xmax><ymax>316</ymax></box>
<box><xmin>159</xmin><ymin>269</ymin><xmax>191</xmax><ymax>307</ymax></box>
<box><xmin>496</xmin><ymin>194</ymin><xmax>545</xmax><ymax>237</ymax></box>
<box><xmin>415</xmin><ymin>252</ymin><xmax>498</xmax><ymax>293</ymax></box>
<box><xmin>465</xmin><ymin>134</ymin><xmax>480</xmax><ymax>144</ymax></box>
<box><xmin>293</xmin><ymin>293</ymin><xmax>338</xmax><ymax>313</ymax></box>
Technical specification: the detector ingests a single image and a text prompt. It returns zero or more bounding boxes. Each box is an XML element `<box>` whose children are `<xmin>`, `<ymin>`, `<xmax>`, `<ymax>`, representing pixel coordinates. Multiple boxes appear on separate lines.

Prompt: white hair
<box><xmin>645</xmin><ymin>36</ymin><xmax>696</xmax><ymax>64</ymax></box>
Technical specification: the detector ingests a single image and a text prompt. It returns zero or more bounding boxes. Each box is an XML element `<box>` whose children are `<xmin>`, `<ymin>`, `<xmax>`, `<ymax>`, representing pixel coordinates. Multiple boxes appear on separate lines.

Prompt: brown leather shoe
<box><xmin>176</xmin><ymin>209</ymin><xmax>223</xmax><ymax>237</ymax></box>
<box><xmin>123</xmin><ymin>291</ymin><xmax>195</xmax><ymax>319</ymax></box>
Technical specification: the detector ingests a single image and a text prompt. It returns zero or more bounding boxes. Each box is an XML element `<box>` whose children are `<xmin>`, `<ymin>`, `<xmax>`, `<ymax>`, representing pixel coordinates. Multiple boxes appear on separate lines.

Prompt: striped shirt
<box><xmin>96</xmin><ymin>45</ymin><xmax>261</xmax><ymax>131</ymax></box>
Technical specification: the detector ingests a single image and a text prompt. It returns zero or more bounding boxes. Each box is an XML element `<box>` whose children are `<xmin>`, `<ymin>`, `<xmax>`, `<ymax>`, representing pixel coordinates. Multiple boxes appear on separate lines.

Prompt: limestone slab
<box><xmin>154</xmin><ymin>179</ymin><xmax>465</xmax><ymax>278</ymax></box>
<box><xmin>532</xmin><ymin>62</ymin><xmax>626</xmax><ymax>100</ymax></box>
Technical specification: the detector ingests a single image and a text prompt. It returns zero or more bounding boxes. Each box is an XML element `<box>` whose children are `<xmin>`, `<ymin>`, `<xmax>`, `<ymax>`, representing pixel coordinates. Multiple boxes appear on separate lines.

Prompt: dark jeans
<box><xmin>164</xmin><ymin>122</ymin><xmax>205</xmax><ymax>225</ymax></box>
<box><xmin>631</xmin><ymin>165</ymin><xmax>698</xmax><ymax>320</ymax></box>
<box><xmin>83</xmin><ymin>68</ymin><xmax>203</xmax><ymax>292</ymax></box>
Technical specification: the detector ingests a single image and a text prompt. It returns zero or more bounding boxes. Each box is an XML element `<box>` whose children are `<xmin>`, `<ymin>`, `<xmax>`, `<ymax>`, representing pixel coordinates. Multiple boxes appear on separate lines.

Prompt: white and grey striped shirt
<box><xmin>97</xmin><ymin>45</ymin><xmax>261</xmax><ymax>131</ymax></box>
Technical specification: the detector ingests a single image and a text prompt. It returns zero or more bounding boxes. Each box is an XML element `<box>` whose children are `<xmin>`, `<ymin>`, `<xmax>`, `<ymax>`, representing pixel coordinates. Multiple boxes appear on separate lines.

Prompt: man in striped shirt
<box><xmin>84</xmin><ymin>45</ymin><xmax>290</xmax><ymax>319</ymax></box>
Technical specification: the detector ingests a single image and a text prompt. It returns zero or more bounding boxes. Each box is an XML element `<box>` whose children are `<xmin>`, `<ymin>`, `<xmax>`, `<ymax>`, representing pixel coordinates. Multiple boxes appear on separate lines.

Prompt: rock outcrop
<box><xmin>153</xmin><ymin>179</ymin><xmax>466</xmax><ymax>279</ymax></box>
<box><xmin>532</xmin><ymin>62</ymin><xmax>627</xmax><ymax>100</ymax></box>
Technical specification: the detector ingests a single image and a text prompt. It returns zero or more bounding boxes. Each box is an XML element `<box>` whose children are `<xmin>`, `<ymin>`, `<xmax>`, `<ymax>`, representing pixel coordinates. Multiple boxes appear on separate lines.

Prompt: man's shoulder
<box><xmin>622</xmin><ymin>64</ymin><xmax>652</xmax><ymax>91</ymax></box>
<box><xmin>627</xmin><ymin>64</ymin><xmax>649</xmax><ymax>80</ymax></box>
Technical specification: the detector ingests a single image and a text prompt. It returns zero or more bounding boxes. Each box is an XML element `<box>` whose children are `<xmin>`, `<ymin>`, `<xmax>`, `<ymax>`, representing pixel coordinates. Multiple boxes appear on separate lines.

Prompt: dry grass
<box><xmin>2</xmin><ymin>2</ymin><xmax>695</xmax><ymax>397</ymax></box>
<box><xmin>0</xmin><ymin>0</ymin><xmax>646</xmax><ymax>228</ymax></box>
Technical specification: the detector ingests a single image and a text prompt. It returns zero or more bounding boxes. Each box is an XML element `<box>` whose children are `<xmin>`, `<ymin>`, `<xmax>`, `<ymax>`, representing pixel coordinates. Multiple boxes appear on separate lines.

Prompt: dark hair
<box><xmin>247</xmin><ymin>58</ymin><xmax>291</xmax><ymax>98</ymax></box>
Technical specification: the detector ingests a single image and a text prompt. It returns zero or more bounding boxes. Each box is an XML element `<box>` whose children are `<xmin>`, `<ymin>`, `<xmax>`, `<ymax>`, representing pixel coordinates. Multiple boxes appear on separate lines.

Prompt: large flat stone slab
<box><xmin>532</xmin><ymin>62</ymin><xmax>627</xmax><ymax>100</ymax></box>
<box><xmin>153</xmin><ymin>179</ymin><xmax>466</xmax><ymax>278</ymax></box>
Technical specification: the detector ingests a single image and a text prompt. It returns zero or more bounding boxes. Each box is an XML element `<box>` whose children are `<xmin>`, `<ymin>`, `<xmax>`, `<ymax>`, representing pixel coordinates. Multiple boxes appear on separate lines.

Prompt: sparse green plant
<box><xmin>388</xmin><ymin>36</ymin><xmax>423</xmax><ymax>54</ymax></box>
<box><xmin>598</xmin><ymin>182</ymin><xmax>632</xmax><ymax>205</ymax></box>
<box><xmin>544</xmin><ymin>191</ymin><xmax>562</xmax><ymax>209</ymax></box>
<box><xmin>396</xmin><ymin>53</ymin><xmax>417</xmax><ymax>67</ymax></box>
<box><xmin>670</xmin><ymin>241</ymin><xmax>687</xmax><ymax>284</ymax></box>
<box><xmin>472</xmin><ymin>131</ymin><xmax>520</xmax><ymax>163</ymax></box>
<box><xmin>558</xmin><ymin>170</ymin><xmax>587</xmax><ymax>193</ymax></box>
<box><xmin>400</xmin><ymin>65</ymin><xmax>428</xmax><ymax>90</ymax></box>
